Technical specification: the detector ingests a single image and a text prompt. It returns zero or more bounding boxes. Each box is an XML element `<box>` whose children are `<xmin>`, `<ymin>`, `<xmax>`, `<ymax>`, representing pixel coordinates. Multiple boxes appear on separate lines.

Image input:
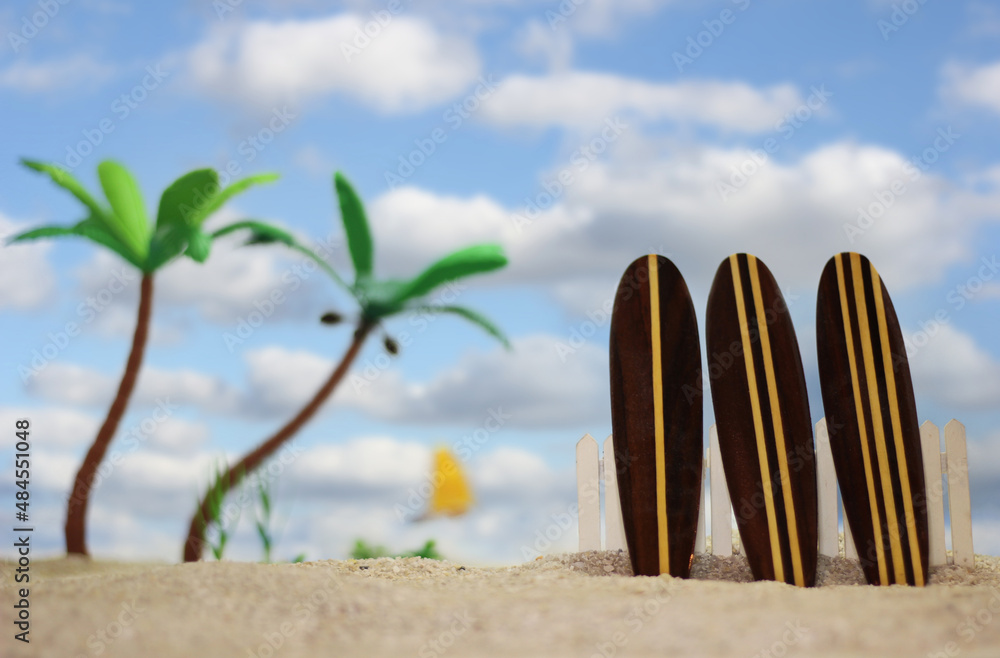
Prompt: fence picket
<box><xmin>815</xmin><ymin>419</ymin><xmax>839</xmax><ymax>558</ymax></box>
<box><xmin>695</xmin><ymin>449</ymin><xmax>707</xmax><ymax>554</ymax></box>
<box><xmin>709</xmin><ymin>425</ymin><xmax>732</xmax><ymax>556</ymax></box>
<box><xmin>945</xmin><ymin>420</ymin><xmax>974</xmax><ymax>568</ymax></box>
<box><xmin>576</xmin><ymin>434</ymin><xmax>601</xmax><ymax>551</ymax></box>
<box><xmin>921</xmin><ymin>421</ymin><xmax>947</xmax><ymax>567</ymax></box>
<box><xmin>603</xmin><ymin>435</ymin><xmax>626</xmax><ymax>551</ymax></box>
<box><xmin>843</xmin><ymin>510</ymin><xmax>858</xmax><ymax>560</ymax></box>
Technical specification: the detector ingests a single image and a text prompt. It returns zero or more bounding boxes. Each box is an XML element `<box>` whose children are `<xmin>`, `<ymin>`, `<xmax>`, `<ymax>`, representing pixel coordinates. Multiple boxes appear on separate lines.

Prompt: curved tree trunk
<box><xmin>65</xmin><ymin>273</ymin><xmax>154</xmax><ymax>556</ymax></box>
<box><xmin>183</xmin><ymin>321</ymin><xmax>375</xmax><ymax>562</ymax></box>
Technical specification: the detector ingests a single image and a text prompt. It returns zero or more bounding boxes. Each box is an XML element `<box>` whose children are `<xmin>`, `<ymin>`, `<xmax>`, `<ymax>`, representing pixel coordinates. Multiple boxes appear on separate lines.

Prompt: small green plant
<box><xmin>203</xmin><ymin>461</ymin><xmax>244</xmax><ymax>561</ymax></box>
<box><xmin>350</xmin><ymin>539</ymin><xmax>444</xmax><ymax>560</ymax></box>
<box><xmin>254</xmin><ymin>477</ymin><xmax>275</xmax><ymax>563</ymax></box>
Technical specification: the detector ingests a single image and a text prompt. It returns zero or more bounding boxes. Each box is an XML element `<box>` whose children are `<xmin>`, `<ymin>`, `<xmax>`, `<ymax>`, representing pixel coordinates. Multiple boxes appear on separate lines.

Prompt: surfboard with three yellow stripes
<box><xmin>816</xmin><ymin>252</ymin><xmax>928</xmax><ymax>586</ymax></box>
<box><xmin>706</xmin><ymin>253</ymin><xmax>818</xmax><ymax>587</ymax></box>
<box><xmin>610</xmin><ymin>255</ymin><xmax>703</xmax><ymax>578</ymax></box>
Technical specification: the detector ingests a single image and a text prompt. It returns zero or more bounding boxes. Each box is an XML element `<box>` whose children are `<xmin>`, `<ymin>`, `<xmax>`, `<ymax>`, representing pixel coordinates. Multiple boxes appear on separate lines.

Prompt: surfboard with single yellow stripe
<box><xmin>706</xmin><ymin>254</ymin><xmax>818</xmax><ymax>587</ymax></box>
<box><xmin>610</xmin><ymin>255</ymin><xmax>703</xmax><ymax>578</ymax></box>
<box><xmin>816</xmin><ymin>252</ymin><xmax>928</xmax><ymax>586</ymax></box>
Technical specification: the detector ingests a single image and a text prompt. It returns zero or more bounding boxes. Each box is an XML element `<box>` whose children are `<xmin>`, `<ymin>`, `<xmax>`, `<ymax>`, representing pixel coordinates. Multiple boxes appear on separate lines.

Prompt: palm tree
<box><xmin>9</xmin><ymin>159</ymin><xmax>289</xmax><ymax>556</ymax></box>
<box><xmin>182</xmin><ymin>172</ymin><xmax>509</xmax><ymax>561</ymax></box>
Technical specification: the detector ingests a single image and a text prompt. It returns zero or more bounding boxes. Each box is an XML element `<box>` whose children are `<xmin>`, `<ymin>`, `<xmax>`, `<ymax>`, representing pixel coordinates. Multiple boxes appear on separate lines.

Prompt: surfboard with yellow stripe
<box><xmin>706</xmin><ymin>253</ymin><xmax>818</xmax><ymax>587</ymax></box>
<box><xmin>610</xmin><ymin>255</ymin><xmax>703</xmax><ymax>578</ymax></box>
<box><xmin>816</xmin><ymin>252</ymin><xmax>928</xmax><ymax>586</ymax></box>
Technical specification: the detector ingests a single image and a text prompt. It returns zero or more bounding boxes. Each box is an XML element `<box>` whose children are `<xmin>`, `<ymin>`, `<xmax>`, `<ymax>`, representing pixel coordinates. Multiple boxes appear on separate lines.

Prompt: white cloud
<box><xmin>941</xmin><ymin>60</ymin><xmax>1000</xmax><ymax>115</ymax></box>
<box><xmin>342</xmin><ymin>334</ymin><xmax>609</xmax><ymax>428</ymax></box>
<box><xmin>908</xmin><ymin>325</ymin><xmax>1000</xmax><ymax>410</ymax></box>
<box><xmin>514</xmin><ymin>19</ymin><xmax>573</xmax><ymax>71</ymax></box>
<box><xmin>0</xmin><ymin>213</ymin><xmax>57</xmax><ymax>309</ymax></box>
<box><xmin>73</xmin><ymin>229</ymin><xmax>337</xmax><ymax>328</ymax></box>
<box><xmin>0</xmin><ymin>55</ymin><xmax>115</xmax><ymax>93</ymax></box>
<box><xmin>27</xmin><ymin>361</ymin><xmax>241</xmax><ymax>414</ymax></box>
<box><xmin>184</xmin><ymin>14</ymin><xmax>480</xmax><ymax>112</ymax></box>
<box><xmin>370</xmin><ymin>139</ymin><xmax>992</xmax><ymax>316</ymax></box>
<box><xmin>480</xmin><ymin>72</ymin><xmax>805</xmax><ymax>132</ymax></box>
<box><xmin>0</xmin><ymin>407</ymin><xmax>99</xmax><ymax>449</ymax></box>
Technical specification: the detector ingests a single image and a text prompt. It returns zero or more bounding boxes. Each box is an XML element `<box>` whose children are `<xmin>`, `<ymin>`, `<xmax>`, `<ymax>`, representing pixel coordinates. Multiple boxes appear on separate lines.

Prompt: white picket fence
<box><xmin>576</xmin><ymin>419</ymin><xmax>974</xmax><ymax>568</ymax></box>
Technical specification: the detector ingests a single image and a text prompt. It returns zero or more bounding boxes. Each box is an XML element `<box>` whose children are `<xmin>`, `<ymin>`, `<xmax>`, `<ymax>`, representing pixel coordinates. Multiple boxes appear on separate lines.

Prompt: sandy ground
<box><xmin>2</xmin><ymin>551</ymin><xmax>1000</xmax><ymax>658</ymax></box>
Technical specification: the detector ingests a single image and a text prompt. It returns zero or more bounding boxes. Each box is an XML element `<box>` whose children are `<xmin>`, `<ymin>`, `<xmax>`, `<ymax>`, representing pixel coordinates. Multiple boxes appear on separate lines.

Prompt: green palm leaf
<box><xmin>96</xmin><ymin>161</ymin><xmax>150</xmax><ymax>263</ymax></box>
<box><xmin>410</xmin><ymin>304</ymin><xmax>511</xmax><ymax>348</ymax></box>
<box><xmin>148</xmin><ymin>169</ymin><xmax>220</xmax><ymax>269</ymax></box>
<box><xmin>334</xmin><ymin>172</ymin><xmax>373</xmax><ymax>282</ymax></box>
<box><xmin>7</xmin><ymin>218</ymin><xmax>144</xmax><ymax>269</ymax></box>
<box><xmin>184</xmin><ymin>230</ymin><xmax>212</xmax><ymax>262</ymax></box>
<box><xmin>20</xmin><ymin>160</ymin><xmax>107</xmax><ymax>220</ymax></box>
<box><xmin>212</xmin><ymin>220</ymin><xmax>350</xmax><ymax>292</ymax></box>
<box><xmin>197</xmin><ymin>173</ymin><xmax>279</xmax><ymax>226</ymax></box>
<box><xmin>390</xmin><ymin>244</ymin><xmax>507</xmax><ymax>306</ymax></box>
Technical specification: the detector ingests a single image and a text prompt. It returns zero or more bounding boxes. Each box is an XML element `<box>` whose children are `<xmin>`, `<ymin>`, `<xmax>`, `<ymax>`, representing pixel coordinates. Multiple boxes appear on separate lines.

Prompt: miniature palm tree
<box><xmin>9</xmin><ymin>159</ymin><xmax>287</xmax><ymax>556</ymax></box>
<box><xmin>182</xmin><ymin>172</ymin><xmax>509</xmax><ymax>561</ymax></box>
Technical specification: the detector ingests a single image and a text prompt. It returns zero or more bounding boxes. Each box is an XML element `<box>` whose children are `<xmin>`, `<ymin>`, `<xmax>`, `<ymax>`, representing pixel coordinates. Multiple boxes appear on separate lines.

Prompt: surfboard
<box><xmin>816</xmin><ymin>252</ymin><xmax>928</xmax><ymax>586</ymax></box>
<box><xmin>610</xmin><ymin>255</ymin><xmax>703</xmax><ymax>578</ymax></box>
<box><xmin>706</xmin><ymin>253</ymin><xmax>818</xmax><ymax>587</ymax></box>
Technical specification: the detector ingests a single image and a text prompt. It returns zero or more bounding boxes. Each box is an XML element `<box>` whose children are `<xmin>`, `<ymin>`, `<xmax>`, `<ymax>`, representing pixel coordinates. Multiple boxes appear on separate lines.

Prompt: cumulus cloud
<box><xmin>908</xmin><ymin>324</ymin><xmax>1000</xmax><ymax>410</ymax></box>
<box><xmin>0</xmin><ymin>55</ymin><xmax>115</xmax><ymax>93</ymax></box>
<box><xmin>479</xmin><ymin>72</ymin><xmax>805</xmax><ymax>132</ymax></box>
<box><xmin>73</xmin><ymin>228</ymin><xmax>338</xmax><ymax>328</ymax></box>
<box><xmin>27</xmin><ymin>361</ymin><xmax>242</xmax><ymax>414</ymax></box>
<box><xmin>0</xmin><ymin>213</ymin><xmax>58</xmax><ymax>309</ymax></box>
<box><xmin>184</xmin><ymin>14</ymin><xmax>480</xmax><ymax>112</ymax></box>
<box><xmin>941</xmin><ymin>60</ymin><xmax>1000</xmax><ymax>115</ymax></box>
<box><xmin>246</xmin><ymin>335</ymin><xmax>609</xmax><ymax>428</ymax></box>
<box><xmin>368</xmin><ymin>138</ymin><xmax>995</xmax><ymax>316</ymax></box>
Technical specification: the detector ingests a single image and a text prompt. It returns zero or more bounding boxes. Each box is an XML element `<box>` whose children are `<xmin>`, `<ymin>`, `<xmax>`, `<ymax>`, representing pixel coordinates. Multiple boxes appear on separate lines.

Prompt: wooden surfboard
<box><xmin>610</xmin><ymin>255</ymin><xmax>703</xmax><ymax>578</ymax></box>
<box><xmin>816</xmin><ymin>252</ymin><xmax>928</xmax><ymax>586</ymax></box>
<box><xmin>706</xmin><ymin>254</ymin><xmax>818</xmax><ymax>587</ymax></box>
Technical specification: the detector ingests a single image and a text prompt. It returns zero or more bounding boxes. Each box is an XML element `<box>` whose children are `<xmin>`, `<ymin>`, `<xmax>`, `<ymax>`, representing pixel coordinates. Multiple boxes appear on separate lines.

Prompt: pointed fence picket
<box><xmin>577</xmin><ymin>418</ymin><xmax>974</xmax><ymax>568</ymax></box>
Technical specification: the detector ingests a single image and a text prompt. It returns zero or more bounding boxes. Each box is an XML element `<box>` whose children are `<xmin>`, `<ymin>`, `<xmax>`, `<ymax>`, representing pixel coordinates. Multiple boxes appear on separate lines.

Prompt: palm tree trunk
<box><xmin>183</xmin><ymin>321</ymin><xmax>375</xmax><ymax>562</ymax></box>
<box><xmin>65</xmin><ymin>273</ymin><xmax>154</xmax><ymax>556</ymax></box>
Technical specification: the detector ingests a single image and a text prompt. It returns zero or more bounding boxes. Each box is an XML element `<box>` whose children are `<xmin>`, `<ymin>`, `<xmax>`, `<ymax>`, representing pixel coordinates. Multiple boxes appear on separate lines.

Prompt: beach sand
<box><xmin>3</xmin><ymin>551</ymin><xmax>1000</xmax><ymax>657</ymax></box>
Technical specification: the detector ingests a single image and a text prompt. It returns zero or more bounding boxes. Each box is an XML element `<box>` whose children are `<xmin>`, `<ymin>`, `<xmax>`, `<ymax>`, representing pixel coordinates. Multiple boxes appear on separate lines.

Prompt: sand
<box><xmin>3</xmin><ymin>551</ymin><xmax>1000</xmax><ymax>657</ymax></box>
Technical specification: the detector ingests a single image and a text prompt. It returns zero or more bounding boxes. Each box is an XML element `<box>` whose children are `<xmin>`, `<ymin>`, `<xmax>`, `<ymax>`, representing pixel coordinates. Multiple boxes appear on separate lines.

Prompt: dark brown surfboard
<box><xmin>610</xmin><ymin>255</ymin><xmax>703</xmax><ymax>578</ymax></box>
<box><xmin>706</xmin><ymin>254</ymin><xmax>818</xmax><ymax>587</ymax></box>
<box><xmin>816</xmin><ymin>252</ymin><xmax>928</xmax><ymax>586</ymax></box>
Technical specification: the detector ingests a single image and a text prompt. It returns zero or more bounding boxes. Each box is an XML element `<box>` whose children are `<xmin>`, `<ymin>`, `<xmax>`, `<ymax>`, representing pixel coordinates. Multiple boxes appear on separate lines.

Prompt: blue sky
<box><xmin>1</xmin><ymin>0</ymin><xmax>999</xmax><ymax>565</ymax></box>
